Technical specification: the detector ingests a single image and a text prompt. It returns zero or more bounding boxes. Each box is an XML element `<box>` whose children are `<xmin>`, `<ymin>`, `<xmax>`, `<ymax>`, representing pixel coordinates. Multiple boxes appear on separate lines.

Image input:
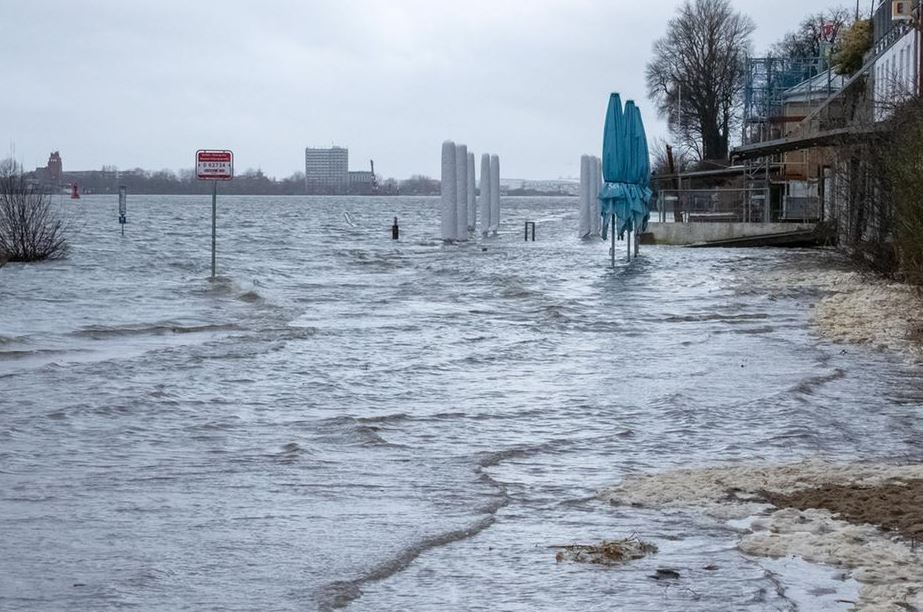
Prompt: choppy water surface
<box><xmin>2</xmin><ymin>195</ymin><xmax>921</xmax><ymax>611</ymax></box>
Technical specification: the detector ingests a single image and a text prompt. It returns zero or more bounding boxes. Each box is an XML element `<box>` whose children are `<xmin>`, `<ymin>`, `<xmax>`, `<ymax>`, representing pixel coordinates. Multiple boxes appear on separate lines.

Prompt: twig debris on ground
<box><xmin>553</xmin><ymin>535</ymin><xmax>658</xmax><ymax>565</ymax></box>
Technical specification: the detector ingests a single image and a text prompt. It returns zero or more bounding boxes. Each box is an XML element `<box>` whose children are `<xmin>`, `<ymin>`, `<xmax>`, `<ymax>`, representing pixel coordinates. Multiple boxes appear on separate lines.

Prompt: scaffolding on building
<box><xmin>742</xmin><ymin>56</ymin><xmax>831</xmax><ymax>144</ymax></box>
<box><xmin>741</xmin><ymin>55</ymin><xmax>833</xmax><ymax>221</ymax></box>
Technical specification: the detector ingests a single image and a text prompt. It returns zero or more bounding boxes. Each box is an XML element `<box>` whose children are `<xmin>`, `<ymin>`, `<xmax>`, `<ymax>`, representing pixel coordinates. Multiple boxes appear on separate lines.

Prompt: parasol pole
<box><xmin>611</xmin><ymin>214</ymin><xmax>616</xmax><ymax>268</ymax></box>
<box><xmin>627</xmin><ymin>227</ymin><xmax>631</xmax><ymax>262</ymax></box>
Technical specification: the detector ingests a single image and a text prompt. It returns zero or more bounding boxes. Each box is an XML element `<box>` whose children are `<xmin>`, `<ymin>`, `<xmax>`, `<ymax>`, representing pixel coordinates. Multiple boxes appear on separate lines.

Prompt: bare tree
<box><xmin>771</xmin><ymin>7</ymin><xmax>852</xmax><ymax>60</ymax></box>
<box><xmin>649</xmin><ymin>137</ymin><xmax>694</xmax><ymax>177</ymax></box>
<box><xmin>0</xmin><ymin>162</ymin><xmax>68</xmax><ymax>262</ymax></box>
<box><xmin>646</xmin><ymin>0</ymin><xmax>755</xmax><ymax>161</ymax></box>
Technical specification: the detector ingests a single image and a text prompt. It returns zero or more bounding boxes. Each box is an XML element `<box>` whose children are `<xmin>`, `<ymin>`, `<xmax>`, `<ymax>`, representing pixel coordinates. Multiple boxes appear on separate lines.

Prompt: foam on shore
<box><xmin>814</xmin><ymin>280</ymin><xmax>923</xmax><ymax>358</ymax></box>
<box><xmin>742</xmin><ymin>262</ymin><xmax>923</xmax><ymax>359</ymax></box>
<box><xmin>602</xmin><ymin>460</ymin><xmax>923</xmax><ymax>611</ymax></box>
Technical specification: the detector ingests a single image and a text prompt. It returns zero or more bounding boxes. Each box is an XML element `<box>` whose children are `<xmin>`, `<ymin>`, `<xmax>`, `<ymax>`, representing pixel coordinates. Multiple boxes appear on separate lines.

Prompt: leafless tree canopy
<box><xmin>771</xmin><ymin>7</ymin><xmax>853</xmax><ymax>60</ymax></box>
<box><xmin>649</xmin><ymin>137</ymin><xmax>694</xmax><ymax>176</ymax></box>
<box><xmin>646</xmin><ymin>0</ymin><xmax>754</xmax><ymax>161</ymax></box>
<box><xmin>0</xmin><ymin>169</ymin><xmax>68</xmax><ymax>262</ymax></box>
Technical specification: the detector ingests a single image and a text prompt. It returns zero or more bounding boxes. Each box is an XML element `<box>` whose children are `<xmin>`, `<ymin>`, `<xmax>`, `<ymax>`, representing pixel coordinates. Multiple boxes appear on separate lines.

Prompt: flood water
<box><xmin>2</xmin><ymin>195</ymin><xmax>922</xmax><ymax>611</ymax></box>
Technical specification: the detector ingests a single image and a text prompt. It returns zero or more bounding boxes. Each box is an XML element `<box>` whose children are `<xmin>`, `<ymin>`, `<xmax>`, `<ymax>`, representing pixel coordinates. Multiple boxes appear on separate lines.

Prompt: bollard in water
<box><xmin>391</xmin><ymin>217</ymin><xmax>399</xmax><ymax>240</ymax></box>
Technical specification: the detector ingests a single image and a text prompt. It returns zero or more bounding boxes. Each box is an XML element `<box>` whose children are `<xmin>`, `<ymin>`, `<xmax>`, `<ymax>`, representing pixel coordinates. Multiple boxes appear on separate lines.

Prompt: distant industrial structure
<box><xmin>304</xmin><ymin>146</ymin><xmax>378</xmax><ymax>195</ymax></box>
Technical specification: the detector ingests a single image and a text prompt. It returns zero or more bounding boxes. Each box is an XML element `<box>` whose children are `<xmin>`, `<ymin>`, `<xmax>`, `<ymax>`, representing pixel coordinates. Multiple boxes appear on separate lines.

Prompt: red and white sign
<box><xmin>196</xmin><ymin>149</ymin><xmax>234</xmax><ymax>180</ymax></box>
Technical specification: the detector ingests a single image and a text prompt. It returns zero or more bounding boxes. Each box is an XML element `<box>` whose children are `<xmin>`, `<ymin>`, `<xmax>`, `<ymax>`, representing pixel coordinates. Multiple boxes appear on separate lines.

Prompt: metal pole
<box><xmin>918</xmin><ymin>4</ymin><xmax>923</xmax><ymax>99</ymax></box>
<box><xmin>610</xmin><ymin>214</ymin><xmax>616</xmax><ymax>268</ymax></box>
<box><xmin>211</xmin><ymin>180</ymin><xmax>217</xmax><ymax>279</ymax></box>
<box><xmin>627</xmin><ymin>228</ymin><xmax>631</xmax><ymax>262</ymax></box>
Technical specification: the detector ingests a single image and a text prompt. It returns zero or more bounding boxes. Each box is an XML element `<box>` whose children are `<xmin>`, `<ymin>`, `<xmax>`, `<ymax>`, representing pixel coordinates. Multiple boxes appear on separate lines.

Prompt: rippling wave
<box><xmin>1</xmin><ymin>195</ymin><xmax>919</xmax><ymax>612</ymax></box>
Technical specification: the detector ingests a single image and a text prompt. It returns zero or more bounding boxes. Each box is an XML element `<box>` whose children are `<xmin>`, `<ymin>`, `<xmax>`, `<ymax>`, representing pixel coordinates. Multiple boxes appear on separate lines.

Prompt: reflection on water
<box><xmin>1</xmin><ymin>195</ymin><xmax>920</xmax><ymax>611</ymax></box>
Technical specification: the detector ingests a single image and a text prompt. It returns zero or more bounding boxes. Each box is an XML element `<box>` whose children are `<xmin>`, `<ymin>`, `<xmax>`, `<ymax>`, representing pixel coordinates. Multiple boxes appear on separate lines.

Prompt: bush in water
<box><xmin>0</xmin><ymin>169</ymin><xmax>68</xmax><ymax>263</ymax></box>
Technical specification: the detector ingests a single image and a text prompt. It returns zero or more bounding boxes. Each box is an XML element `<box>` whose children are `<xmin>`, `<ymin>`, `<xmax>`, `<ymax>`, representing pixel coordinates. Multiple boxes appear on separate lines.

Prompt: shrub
<box><xmin>833</xmin><ymin>20</ymin><xmax>872</xmax><ymax>76</ymax></box>
<box><xmin>0</xmin><ymin>173</ymin><xmax>68</xmax><ymax>262</ymax></box>
<box><xmin>888</xmin><ymin>99</ymin><xmax>923</xmax><ymax>285</ymax></box>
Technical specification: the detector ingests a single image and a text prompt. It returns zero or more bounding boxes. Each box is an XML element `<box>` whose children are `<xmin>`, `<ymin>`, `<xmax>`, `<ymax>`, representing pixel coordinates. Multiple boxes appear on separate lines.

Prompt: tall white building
<box><xmin>305</xmin><ymin>147</ymin><xmax>349</xmax><ymax>193</ymax></box>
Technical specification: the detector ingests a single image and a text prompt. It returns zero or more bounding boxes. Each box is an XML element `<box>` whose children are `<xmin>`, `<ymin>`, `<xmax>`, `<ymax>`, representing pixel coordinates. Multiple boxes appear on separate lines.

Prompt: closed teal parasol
<box><xmin>599</xmin><ymin>93</ymin><xmax>652</xmax><ymax>263</ymax></box>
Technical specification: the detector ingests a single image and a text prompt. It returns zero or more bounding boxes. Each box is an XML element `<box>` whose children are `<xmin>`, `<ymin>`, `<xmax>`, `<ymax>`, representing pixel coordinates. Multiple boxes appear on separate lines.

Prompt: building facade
<box><xmin>872</xmin><ymin>1</ymin><xmax>920</xmax><ymax>120</ymax></box>
<box><xmin>304</xmin><ymin>147</ymin><xmax>349</xmax><ymax>193</ymax></box>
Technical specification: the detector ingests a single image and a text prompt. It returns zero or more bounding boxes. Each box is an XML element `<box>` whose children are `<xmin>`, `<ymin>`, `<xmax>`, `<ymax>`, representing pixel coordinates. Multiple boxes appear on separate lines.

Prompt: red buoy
<box><xmin>70</xmin><ymin>183</ymin><xmax>80</xmax><ymax>199</ymax></box>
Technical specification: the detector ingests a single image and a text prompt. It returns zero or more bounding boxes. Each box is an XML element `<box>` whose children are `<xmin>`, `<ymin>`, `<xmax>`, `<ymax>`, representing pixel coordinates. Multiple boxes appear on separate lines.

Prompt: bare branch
<box><xmin>646</xmin><ymin>0</ymin><xmax>755</xmax><ymax>161</ymax></box>
<box><xmin>0</xmin><ymin>164</ymin><xmax>69</xmax><ymax>263</ymax></box>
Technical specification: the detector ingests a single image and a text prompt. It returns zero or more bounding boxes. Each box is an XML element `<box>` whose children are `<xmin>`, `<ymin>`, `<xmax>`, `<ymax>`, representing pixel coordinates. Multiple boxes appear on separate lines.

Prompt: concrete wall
<box><xmin>647</xmin><ymin>222</ymin><xmax>816</xmax><ymax>245</ymax></box>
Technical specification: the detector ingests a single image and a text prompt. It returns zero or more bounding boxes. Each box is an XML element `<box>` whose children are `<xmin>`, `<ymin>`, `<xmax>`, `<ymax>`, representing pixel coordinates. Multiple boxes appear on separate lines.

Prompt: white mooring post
<box><xmin>578</xmin><ymin>155</ymin><xmax>591</xmax><ymax>238</ymax></box>
<box><xmin>441</xmin><ymin>141</ymin><xmax>457</xmax><ymax>242</ymax></box>
<box><xmin>591</xmin><ymin>157</ymin><xmax>602</xmax><ymax>236</ymax></box>
<box><xmin>479</xmin><ymin>154</ymin><xmax>491</xmax><ymax>237</ymax></box>
<box><xmin>467</xmin><ymin>152</ymin><xmax>476</xmax><ymax>234</ymax></box>
<box><xmin>455</xmin><ymin>144</ymin><xmax>468</xmax><ymax>241</ymax></box>
<box><xmin>489</xmin><ymin>155</ymin><xmax>500</xmax><ymax>235</ymax></box>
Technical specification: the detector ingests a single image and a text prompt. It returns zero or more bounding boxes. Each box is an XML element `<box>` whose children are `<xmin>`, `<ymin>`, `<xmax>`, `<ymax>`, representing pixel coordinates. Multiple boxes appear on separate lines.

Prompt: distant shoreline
<box><xmin>55</xmin><ymin>192</ymin><xmax>580</xmax><ymax>198</ymax></box>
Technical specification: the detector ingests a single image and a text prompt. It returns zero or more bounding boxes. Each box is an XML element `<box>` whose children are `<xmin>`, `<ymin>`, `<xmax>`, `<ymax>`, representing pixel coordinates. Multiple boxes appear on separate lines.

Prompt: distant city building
<box><xmin>304</xmin><ymin>146</ymin><xmax>349</xmax><ymax>193</ymax></box>
<box><xmin>31</xmin><ymin>151</ymin><xmax>64</xmax><ymax>186</ymax></box>
<box><xmin>348</xmin><ymin>171</ymin><xmax>375</xmax><ymax>186</ymax></box>
<box><xmin>46</xmin><ymin>151</ymin><xmax>62</xmax><ymax>182</ymax></box>
<box><xmin>304</xmin><ymin>146</ymin><xmax>379</xmax><ymax>194</ymax></box>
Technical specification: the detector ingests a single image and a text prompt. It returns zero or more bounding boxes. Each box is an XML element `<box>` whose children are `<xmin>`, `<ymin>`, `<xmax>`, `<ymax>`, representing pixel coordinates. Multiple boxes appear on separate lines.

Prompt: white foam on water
<box><xmin>755</xmin><ymin>554</ymin><xmax>860</xmax><ymax>612</ymax></box>
<box><xmin>815</xmin><ymin>282</ymin><xmax>923</xmax><ymax>358</ymax></box>
<box><xmin>603</xmin><ymin>460</ymin><xmax>923</xmax><ymax>611</ymax></box>
<box><xmin>741</xmin><ymin>507</ymin><xmax>923</xmax><ymax>611</ymax></box>
<box><xmin>743</xmin><ymin>264</ymin><xmax>923</xmax><ymax>360</ymax></box>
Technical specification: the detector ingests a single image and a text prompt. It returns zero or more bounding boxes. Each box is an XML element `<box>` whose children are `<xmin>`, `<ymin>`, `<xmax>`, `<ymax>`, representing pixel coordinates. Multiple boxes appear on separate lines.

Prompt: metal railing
<box><xmin>654</xmin><ymin>189</ymin><xmax>770</xmax><ymax>223</ymax></box>
<box><xmin>782</xmin><ymin>196</ymin><xmax>821</xmax><ymax>221</ymax></box>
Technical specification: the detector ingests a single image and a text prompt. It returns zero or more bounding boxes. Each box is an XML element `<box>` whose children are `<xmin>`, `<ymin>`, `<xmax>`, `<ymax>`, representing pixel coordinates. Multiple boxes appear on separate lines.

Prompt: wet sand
<box><xmin>765</xmin><ymin>480</ymin><xmax>923</xmax><ymax>543</ymax></box>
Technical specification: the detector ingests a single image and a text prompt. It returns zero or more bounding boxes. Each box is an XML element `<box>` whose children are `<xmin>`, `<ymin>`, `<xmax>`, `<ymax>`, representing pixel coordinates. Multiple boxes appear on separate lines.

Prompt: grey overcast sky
<box><xmin>1</xmin><ymin>1</ymin><xmax>845</xmax><ymax>181</ymax></box>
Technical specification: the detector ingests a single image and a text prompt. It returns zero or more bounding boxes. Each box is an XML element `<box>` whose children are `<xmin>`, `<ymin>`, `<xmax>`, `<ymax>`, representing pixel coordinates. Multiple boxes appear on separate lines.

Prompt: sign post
<box><xmin>196</xmin><ymin>149</ymin><xmax>234</xmax><ymax>279</ymax></box>
<box><xmin>118</xmin><ymin>185</ymin><xmax>127</xmax><ymax>236</ymax></box>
